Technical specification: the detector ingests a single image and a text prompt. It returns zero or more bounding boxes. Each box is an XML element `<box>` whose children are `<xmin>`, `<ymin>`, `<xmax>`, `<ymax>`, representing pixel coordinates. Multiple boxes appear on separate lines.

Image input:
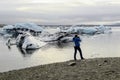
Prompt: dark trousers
<box><xmin>74</xmin><ymin>46</ymin><xmax>84</xmax><ymax>60</ymax></box>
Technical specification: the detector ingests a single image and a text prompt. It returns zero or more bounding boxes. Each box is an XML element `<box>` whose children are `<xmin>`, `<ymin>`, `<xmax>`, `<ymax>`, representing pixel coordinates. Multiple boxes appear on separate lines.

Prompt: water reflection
<box><xmin>56</xmin><ymin>41</ymin><xmax>64</xmax><ymax>48</ymax></box>
<box><xmin>47</xmin><ymin>41</ymin><xmax>72</xmax><ymax>49</ymax></box>
<box><xmin>17</xmin><ymin>48</ymin><xmax>38</xmax><ymax>57</ymax></box>
<box><xmin>5</xmin><ymin>38</ymin><xmax>39</xmax><ymax>57</ymax></box>
<box><xmin>7</xmin><ymin>45</ymin><xmax>11</xmax><ymax>50</ymax></box>
<box><xmin>6</xmin><ymin>42</ymin><xmax>12</xmax><ymax>50</ymax></box>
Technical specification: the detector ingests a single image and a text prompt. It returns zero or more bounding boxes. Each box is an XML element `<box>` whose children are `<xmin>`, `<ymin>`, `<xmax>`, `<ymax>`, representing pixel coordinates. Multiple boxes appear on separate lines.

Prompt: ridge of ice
<box><xmin>14</xmin><ymin>23</ymin><xmax>43</xmax><ymax>32</ymax></box>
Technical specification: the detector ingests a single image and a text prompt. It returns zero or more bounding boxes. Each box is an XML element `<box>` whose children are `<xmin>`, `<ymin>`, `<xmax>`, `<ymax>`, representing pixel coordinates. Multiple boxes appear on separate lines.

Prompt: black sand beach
<box><xmin>0</xmin><ymin>57</ymin><xmax>120</xmax><ymax>80</ymax></box>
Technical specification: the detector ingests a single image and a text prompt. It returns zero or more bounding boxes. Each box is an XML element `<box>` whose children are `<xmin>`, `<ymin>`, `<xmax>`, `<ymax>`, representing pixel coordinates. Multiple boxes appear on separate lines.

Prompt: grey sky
<box><xmin>0</xmin><ymin>0</ymin><xmax>120</xmax><ymax>25</ymax></box>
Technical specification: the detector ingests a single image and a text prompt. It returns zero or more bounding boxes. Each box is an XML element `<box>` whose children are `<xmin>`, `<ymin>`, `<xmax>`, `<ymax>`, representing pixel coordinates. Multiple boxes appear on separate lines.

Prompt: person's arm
<box><xmin>77</xmin><ymin>37</ymin><xmax>81</xmax><ymax>42</ymax></box>
<box><xmin>73</xmin><ymin>38</ymin><xmax>75</xmax><ymax>42</ymax></box>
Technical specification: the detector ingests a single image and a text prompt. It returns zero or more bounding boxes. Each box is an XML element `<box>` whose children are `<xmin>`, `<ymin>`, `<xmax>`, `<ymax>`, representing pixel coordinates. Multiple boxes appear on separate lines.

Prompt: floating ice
<box><xmin>60</xmin><ymin>25</ymin><xmax>111</xmax><ymax>35</ymax></box>
<box><xmin>14</xmin><ymin>23</ymin><xmax>43</xmax><ymax>32</ymax></box>
<box><xmin>16</xmin><ymin>32</ymin><xmax>46</xmax><ymax>49</ymax></box>
<box><xmin>1</xmin><ymin>23</ymin><xmax>43</xmax><ymax>36</ymax></box>
<box><xmin>3</xmin><ymin>25</ymin><xmax>14</xmax><ymax>30</ymax></box>
<box><xmin>1</xmin><ymin>23</ymin><xmax>112</xmax><ymax>45</ymax></box>
<box><xmin>95</xmin><ymin>25</ymin><xmax>111</xmax><ymax>33</ymax></box>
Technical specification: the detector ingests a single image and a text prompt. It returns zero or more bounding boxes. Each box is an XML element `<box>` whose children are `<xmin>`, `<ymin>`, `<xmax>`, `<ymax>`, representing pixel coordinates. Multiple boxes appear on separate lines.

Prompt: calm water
<box><xmin>0</xmin><ymin>27</ymin><xmax>120</xmax><ymax>72</ymax></box>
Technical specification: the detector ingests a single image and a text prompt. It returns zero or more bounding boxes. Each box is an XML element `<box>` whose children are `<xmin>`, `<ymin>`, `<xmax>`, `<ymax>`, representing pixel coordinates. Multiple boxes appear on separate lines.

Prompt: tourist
<box><xmin>73</xmin><ymin>34</ymin><xmax>84</xmax><ymax>60</ymax></box>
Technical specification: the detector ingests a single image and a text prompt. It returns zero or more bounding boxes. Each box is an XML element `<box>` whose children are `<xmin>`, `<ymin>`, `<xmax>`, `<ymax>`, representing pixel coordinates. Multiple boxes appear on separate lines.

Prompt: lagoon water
<box><xmin>0</xmin><ymin>27</ymin><xmax>120</xmax><ymax>72</ymax></box>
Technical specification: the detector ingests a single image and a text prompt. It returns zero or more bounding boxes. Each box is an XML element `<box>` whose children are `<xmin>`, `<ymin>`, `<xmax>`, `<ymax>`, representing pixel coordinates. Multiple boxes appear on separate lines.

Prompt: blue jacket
<box><xmin>73</xmin><ymin>37</ymin><xmax>81</xmax><ymax>47</ymax></box>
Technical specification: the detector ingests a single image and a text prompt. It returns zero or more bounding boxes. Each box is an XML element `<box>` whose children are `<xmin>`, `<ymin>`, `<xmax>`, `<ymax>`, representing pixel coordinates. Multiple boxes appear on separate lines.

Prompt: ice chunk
<box><xmin>16</xmin><ymin>32</ymin><xmax>46</xmax><ymax>49</ymax></box>
<box><xmin>14</xmin><ymin>22</ymin><xmax>43</xmax><ymax>32</ymax></box>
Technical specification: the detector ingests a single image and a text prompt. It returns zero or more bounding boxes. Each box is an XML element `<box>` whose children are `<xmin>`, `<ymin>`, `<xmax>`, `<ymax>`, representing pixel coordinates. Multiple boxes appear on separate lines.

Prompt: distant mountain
<box><xmin>113</xmin><ymin>23</ymin><xmax>120</xmax><ymax>25</ymax></box>
<box><xmin>110</xmin><ymin>23</ymin><xmax>120</xmax><ymax>26</ymax></box>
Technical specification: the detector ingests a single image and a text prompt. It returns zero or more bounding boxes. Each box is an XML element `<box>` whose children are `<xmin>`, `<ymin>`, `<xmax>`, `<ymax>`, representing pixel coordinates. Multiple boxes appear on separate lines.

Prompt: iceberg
<box><xmin>1</xmin><ymin>23</ymin><xmax>112</xmax><ymax>46</ymax></box>
<box><xmin>1</xmin><ymin>23</ymin><xmax>43</xmax><ymax>37</ymax></box>
<box><xmin>37</xmin><ymin>25</ymin><xmax>111</xmax><ymax>43</ymax></box>
<box><xmin>60</xmin><ymin>26</ymin><xmax>97</xmax><ymax>34</ymax></box>
<box><xmin>16</xmin><ymin>32</ymin><xmax>46</xmax><ymax>49</ymax></box>
<box><xmin>2</xmin><ymin>25</ymin><xmax>14</xmax><ymax>34</ymax></box>
<box><xmin>14</xmin><ymin>23</ymin><xmax>43</xmax><ymax>32</ymax></box>
<box><xmin>60</xmin><ymin>25</ymin><xmax>111</xmax><ymax>35</ymax></box>
<box><xmin>95</xmin><ymin>25</ymin><xmax>111</xmax><ymax>33</ymax></box>
<box><xmin>81</xmin><ymin>27</ymin><xmax>97</xmax><ymax>34</ymax></box>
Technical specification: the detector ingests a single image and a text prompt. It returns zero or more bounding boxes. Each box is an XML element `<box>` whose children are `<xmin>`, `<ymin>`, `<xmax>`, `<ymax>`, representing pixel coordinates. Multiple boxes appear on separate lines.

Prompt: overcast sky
<box><xmin>0</xmin><ymin>0</ymin><xmax>120</xmax><ymax>25</ymax></box>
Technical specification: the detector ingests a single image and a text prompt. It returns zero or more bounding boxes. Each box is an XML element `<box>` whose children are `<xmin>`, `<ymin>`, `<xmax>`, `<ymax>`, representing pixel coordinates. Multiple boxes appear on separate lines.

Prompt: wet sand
<box><xmin>0</xmin><ymin>57</ymin><xmax>120</xmax><ymax>80</ymax></box>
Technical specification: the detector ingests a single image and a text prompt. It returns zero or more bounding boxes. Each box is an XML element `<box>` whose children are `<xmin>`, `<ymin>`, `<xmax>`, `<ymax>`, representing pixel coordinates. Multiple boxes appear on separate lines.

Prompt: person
<box><xmin>73</xmin><ymin>34</ymin><xmax>84</xmax><ymax>60</ymax></box>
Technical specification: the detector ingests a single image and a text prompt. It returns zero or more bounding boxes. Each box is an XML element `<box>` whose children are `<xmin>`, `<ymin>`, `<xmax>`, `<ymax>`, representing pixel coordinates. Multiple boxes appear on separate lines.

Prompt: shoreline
<box><xmin>0</xmin><ymin>57</ymin><xmax>120</xmax><ymax>80</ymax></box>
